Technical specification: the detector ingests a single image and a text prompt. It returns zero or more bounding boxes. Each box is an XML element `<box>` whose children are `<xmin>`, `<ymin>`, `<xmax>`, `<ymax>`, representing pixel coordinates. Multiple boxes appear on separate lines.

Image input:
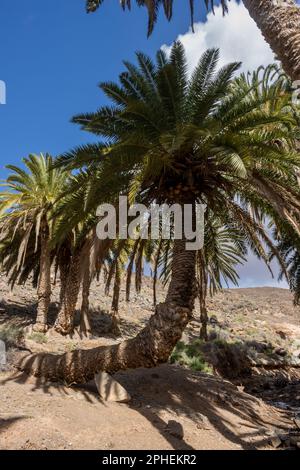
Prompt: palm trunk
<box><xmin>17</xmin><ymin>238</ymin><xmax>196</xmax><ymax>384</ymax></box>
<box><xmin>80</xmin><ymin>245</ymin><xmax>92</xmax><ymax>336</ymax></box>
<box><xmin>243</xmin><ymin>0</ymin><xmax>300</xmax><ymax>80</ymax></box>
<box><xmin>58</xmin><ymin>260</ymin><xmax>69</xmax><ymax>309</ymax></box>
<box><xmin>111</xmin><ymin>260</ymin><xmax>121</xmax><ymax>335</ymax></box>
<box><xmin>34</xmin><ymin>220</ymin><xmax>51</xmax><ymax>332</ymax></box>
<box><xmin>198</xmin><ymin>250</ymin><xmax>208</xmax><ymax>341</ymax></box>
<box><xmin>54</xmin><ymin>250</ymin><xmax>81</xmax><ymax>335</ymax></box>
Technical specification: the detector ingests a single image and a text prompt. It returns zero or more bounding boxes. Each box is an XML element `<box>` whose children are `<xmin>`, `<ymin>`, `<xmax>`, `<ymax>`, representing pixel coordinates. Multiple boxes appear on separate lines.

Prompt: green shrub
<box><xmin>170</xmin><ymin>340</ymin><xmax>213</xmax><ymax>374</ymax></box>
<box><xmin>66</xmin><ymin>341</ymin><xmax>77</xmax><ymax>352</ymax></box>
<box><xmin>0</xmin><ymin>325</ymin><xmax>23</xmax><ymax>347</ymax></box>
<box><xmin>28</xmin><ymin>332</ymin><xmax>48</xmax><ymax>344</ymax></box>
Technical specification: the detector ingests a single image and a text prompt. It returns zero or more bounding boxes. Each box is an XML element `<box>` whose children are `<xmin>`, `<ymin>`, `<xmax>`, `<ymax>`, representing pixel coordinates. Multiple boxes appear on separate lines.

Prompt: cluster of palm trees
<box><xmin>1</xmin><ymin>42</ymin><xmax>300</xmax><ymax>383</ymax></box>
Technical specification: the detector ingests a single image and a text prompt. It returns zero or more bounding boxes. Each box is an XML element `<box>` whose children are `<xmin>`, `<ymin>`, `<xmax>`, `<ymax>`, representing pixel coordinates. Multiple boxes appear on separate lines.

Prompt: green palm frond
<box><xmin>54</xmin><ymin>44</ymin><xmax>300</xmax><ymax>307</ymax></box>
<box><xmin>85</xmin><ymin>1</ymin><xmax>229</xmax><ymax>36</ymax></box>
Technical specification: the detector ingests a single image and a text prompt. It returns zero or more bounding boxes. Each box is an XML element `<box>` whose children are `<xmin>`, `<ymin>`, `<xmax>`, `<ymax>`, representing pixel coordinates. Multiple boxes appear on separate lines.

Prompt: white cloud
<box><xmin>162</xmin><ymin>0</ymin><xmax>275</xmax><ymax>75</ymax></box>
<box><xmin>162</xmin><ymin>2</ymin><xmax>285</xmax><ymax>288</ymax></box>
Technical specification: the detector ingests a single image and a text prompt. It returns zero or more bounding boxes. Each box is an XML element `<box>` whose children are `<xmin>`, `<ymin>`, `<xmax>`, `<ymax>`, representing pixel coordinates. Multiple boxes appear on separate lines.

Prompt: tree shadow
<box><xmin>0</xmin><ymin>294</ymin><xmax>295</xmax><ymax>451</ymax></box>
<box><xmin>0</xmin><ymin>416</ymin><xmax>27</xmax><ymax>433</ymax></box>
<box><xmin>0</xmin><ymin>361</ymin><xmax>293</xmax><ymax>450</ymax></box>
<box><xmin>113</xmin><ymin>365</ymin><xmax>291</xmax><ymax>450</ymax></box>
<box><xmin>0</xmin><ymin>299</ymin><xmax>59</xmax><ymax>328</ymax></box>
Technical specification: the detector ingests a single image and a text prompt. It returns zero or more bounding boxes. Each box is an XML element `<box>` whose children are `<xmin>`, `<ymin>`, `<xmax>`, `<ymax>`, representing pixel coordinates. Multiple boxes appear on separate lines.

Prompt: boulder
<box><xmin>94</xmin><ymin>372</ymin><xmax>131</xmax><ymax>403</ymax></box>
<box><xmin>270</xmin><ymin>435</ymin><xmax>282</xmax><ymax>448</ymax></box>
<box><xmin>165</xmin><ymin>420</ymin><xmax>184</xmax><ymax>440</ymax></box>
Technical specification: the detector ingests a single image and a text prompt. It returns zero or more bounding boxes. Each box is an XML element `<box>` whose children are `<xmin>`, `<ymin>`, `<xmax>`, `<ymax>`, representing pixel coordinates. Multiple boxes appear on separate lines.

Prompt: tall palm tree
<box><xmin>50</xmin><ymin>170</ymin><xmax>117</xmax><ymax>336</ymax></box>
<box><xmin>18</xmin><ymin>44</ymin><xmax>300</xmax><ymax>383</ymax></box>
<box><xmin>0</xmin><ymin>154</ymin><xmax>68</xmax><ymax>332</ymax></box>
<box><xmin>277</xmin><ymin>235</ymin><xmax>300</xmax><ymax>305</ymax></box>
<box><xmin>86</xmin><ymin>0</ymin><xmax>300</xmax><ymax>80</ymax></box>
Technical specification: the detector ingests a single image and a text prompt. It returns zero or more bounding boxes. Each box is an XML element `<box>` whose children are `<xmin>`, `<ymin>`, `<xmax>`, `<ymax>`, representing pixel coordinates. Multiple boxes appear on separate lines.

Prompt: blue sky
<box><xmin>0</xmin><ymin>0</ymin><xmax>210</xmax><ymax>176</ymax></box>
<box><xmin>0</xmin><ymin>0</ymin><xmax>294</xmax><ymax>288</ymax></box>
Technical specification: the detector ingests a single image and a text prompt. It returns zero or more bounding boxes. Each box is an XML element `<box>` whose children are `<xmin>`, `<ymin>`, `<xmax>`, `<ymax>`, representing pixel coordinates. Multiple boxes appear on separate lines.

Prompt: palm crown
<box><xmin>8</xmin><ymin>44</ymin><xmax>300</xmax><ymax>382</ymax></box>
<box><xmin>60</xmin><ymin>43</ymin><xmax>300</xmax><ymax>241</ymax></box>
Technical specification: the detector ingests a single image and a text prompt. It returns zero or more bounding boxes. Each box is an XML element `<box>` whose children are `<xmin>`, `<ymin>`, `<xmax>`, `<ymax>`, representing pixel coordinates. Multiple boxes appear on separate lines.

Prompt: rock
<box><xmin>270</xmin><ymin>435</ymin><xmax>282</xmax><ymax>448</ymax></box>
<box><xmin>275</xmin><ymin>330</ymin><xmax>287</xmax><ymax>340</ymax></box>
<box><xmin>290</xmin><ymin>436</ymin><xmax>300</xmax><ymax>447</ymax></box>
<box><xmin>292</xmin><ymin>349</ymin><xmax>300</xmax><ymax>358</ymax></box>
<box><xmin>165</xmin><ymin>420</ymin><xmax>184</xmax><ymax>440</ymax></box>
<box><xmin>23</xmin><ymin>325</ymin><xmax>34</xmax><ymax>335</ymax></box>
<box><xmin>275</xmin><ymin>348</ymin><xmax>287</xmax><ymax>357</ymax></box>
<box><xmin>94</xmin><ymin>372</ymin><xmax>131</xmax><ymax>403</ymax></box>
<box><xmin>290</xmin><ymin>356</ymin><xmax>300</xmax><ymax>366</ymax></box>
<box><xmin>292</xmin><ymin>338</ymin><xmax>300</xmax><ymax>347</ymax></box>
<box><xmin>247</xmin><ymin>341</ymin><xmax>269</xmax><ymax>353</ymax></box>
<box><xmin>294</xmin><ymin>418</ymin><xmax>300</xmax><ymax>430</ymax></box>
<box><xmin>209</xmin><ymin>315</ymin><xmax>219</xmax><ymax>325</ymax></box>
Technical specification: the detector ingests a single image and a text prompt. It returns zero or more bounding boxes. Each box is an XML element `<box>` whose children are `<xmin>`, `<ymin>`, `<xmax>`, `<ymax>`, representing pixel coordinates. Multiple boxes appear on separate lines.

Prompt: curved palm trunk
<box><xmin>54</xmin><ymin>251</ymin><xmax>81</xmax><ymax>335</ymax></box>
<box><xmin>34</xmin><ymin>221</ymin><xmax>51</xmax><ymax>332</ymax></box>
<box><xmin>243</xmin><ymin>0</ymin><xmax>300</xmax><ymax>80</ymax></box>
<box><xmin>17</xmin><ymin>238</ymin><xmax>196</xmax><ymax>384</ymax></box>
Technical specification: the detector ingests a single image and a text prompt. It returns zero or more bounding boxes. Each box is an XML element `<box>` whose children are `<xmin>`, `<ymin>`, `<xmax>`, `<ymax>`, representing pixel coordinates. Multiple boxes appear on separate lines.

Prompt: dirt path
<box><xmin>0</xmin><ymin>365</ymin><xmax>293</xmax><ymax>450</ymax></box>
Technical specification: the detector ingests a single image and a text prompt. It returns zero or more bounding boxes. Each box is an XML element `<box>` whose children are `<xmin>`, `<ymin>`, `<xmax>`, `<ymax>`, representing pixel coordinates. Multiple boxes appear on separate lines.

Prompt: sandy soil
<box><xmin>0</xmin><ymin>272</ymin><xmax>300</xmax><ymax>450</ymax></box>
<box><xmin>0</xmin><ymin>365</ymin><xmax>293</xmax><ymax>450</ymax></box>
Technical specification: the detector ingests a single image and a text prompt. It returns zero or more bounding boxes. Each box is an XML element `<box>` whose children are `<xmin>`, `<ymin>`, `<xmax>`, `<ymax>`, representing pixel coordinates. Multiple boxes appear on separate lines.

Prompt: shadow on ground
<box><xmin>1</xmin><ymin>362</ymin><xmax>292</xmax><ymax>450</ymax></box>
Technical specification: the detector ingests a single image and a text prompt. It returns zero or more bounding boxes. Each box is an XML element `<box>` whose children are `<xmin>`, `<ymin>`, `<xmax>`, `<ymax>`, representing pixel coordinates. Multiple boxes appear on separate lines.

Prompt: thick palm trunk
<box><xmin>243</xmin><ymin>0</ymin><xmax>300</xmax><ymax>80</ymax></box>
<box><xmin>198</xmin><ymin>251</ymin><xmax>208</xmax><ymax>341</ymax></box>
<box><xmin>17</xmin><ymin>238</ymin><xmax>196</xmax><ymax>384</ymax></box>
<box><xmin>111</xmin><ymin>260</ymin><xmax>121</xmax><ymax>335</ymax></box>
<box><xmin>54</xmin><ymin>251</ymin><xmax>81</xmax><ymax>335</ymax></box>
<box><xmin>80</xmin><ymin>247</ymin><xmax>92</xmax><ymax>336</ymax></box>
<box><xmin>34</xmin><ymin>221</ymin><xmax>51</xmax><ymax>333</ymax></box>
<box><xmin>58</xmin><ymin>261</ymin><xmax>69</xmax><ymax>309</ymax></box>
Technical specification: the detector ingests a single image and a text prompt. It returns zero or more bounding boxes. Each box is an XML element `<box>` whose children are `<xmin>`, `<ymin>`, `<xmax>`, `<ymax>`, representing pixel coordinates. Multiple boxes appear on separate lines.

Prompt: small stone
<box><xmin>290</xmin><ymin>436</ymin><xmax>300</xmax><ymax>447</ymax></box>
<box><xmin>294</xmin><ymin>418</ymin><xmax>300</xmax><ymax>430</ymax></box>
<box><xmin>275</xmin><ymin>348</ymin><xmax>287</xmax><ymax>357</ymax></box>
<box><xmin>94</xmin><ymin>372</ymin><xmax>131</xmax><ymax>403</ymax></box>
<box><xmin>165</xmin><ymin>420</ymin><xmax>184</xmax><ymax>440</ymax></box>
<box><xmin>270</xmin><ymin>435</ymin><xmax>282</xmax><ymax>448</ymax></box>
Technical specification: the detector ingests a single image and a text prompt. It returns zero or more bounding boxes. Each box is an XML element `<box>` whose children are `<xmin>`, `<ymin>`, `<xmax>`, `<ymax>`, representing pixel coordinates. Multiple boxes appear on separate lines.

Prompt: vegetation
<box><xmin>1</xmin><ymin>42</ymin><xmax>298</xmax><ymax>384</ymax></box>
<box><xmin>0</xmin><ymin>325</ymin><xmax>23</xmax><ymax>348</ymax></box>
<box><xmin>0</xmin><ymin>154</ymin><xmax>69</xmax><ymax>332</ymax></box>
<box><xmin>85</xmin><ymin>0</ymin><xmax>300</xmax><ymax>81</ymax></box>
<box><xmin>170</xmin><ymin>340</ymin><xmax>213</xmax><ymax>373</ymax></box>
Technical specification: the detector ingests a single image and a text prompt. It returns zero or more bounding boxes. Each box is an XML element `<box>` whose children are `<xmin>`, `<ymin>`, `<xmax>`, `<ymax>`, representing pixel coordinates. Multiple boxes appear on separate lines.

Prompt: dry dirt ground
<box><xmin>1</xmin><ymin>272</ymin><xmax>300</xmax><ymax>450</ymax></box>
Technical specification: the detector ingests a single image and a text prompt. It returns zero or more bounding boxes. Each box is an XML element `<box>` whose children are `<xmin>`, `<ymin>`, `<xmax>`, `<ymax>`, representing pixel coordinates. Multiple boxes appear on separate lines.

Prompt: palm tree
<box><xmin>0</xmin><ymin>154</ymin><xmax>68</xmax><ymax>332</ymax></box>
<box><xmin>17</xmin><ymin>45</ymin><xmax>300</xmax><ymax>383</ymax></box>
<box><xmin>50</xmin><ymin>170</ymin><xmax>118</xmax><ymax>336</ymax></box>
<box><xmin>276</xmin><ymin>234</ymin><xmax>300</xmax><ymax>304</ymax></box>
<box><xmin>86</xmin><ymin>0</ymin><xmax>300</xmax><ymax>80</ymax></box>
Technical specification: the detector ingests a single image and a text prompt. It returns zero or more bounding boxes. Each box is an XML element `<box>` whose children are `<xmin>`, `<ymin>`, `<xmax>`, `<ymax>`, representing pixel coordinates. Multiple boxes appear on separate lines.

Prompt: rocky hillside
<box><xmin>1</xmin><ymin>272</ymin><xmax>300</xmax><ymax>450</ymax></box>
